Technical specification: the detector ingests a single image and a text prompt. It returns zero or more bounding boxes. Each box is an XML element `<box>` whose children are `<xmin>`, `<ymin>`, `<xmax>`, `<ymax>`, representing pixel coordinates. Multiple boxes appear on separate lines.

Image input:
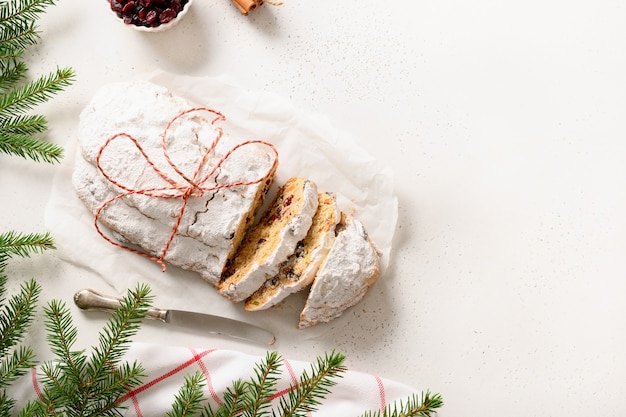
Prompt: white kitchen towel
<box><xmin>26</xmin><ymin>343</ymin><xmax>422</xmax><ymax>416</ymax></box>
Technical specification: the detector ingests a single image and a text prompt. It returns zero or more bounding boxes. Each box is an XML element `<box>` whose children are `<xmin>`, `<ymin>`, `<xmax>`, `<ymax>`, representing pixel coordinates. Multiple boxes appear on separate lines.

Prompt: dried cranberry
<box><xmin>145</xmin><ymin>9</ymin><xmax>157</xmax><ymax>25</ymax></box>
<box><xmin>159</xmin><ymin>8</ymin><xmax>176</xmax><ymax>23</ymax></box>
<box><xmin>137</xmin><ymin>7</ymin><xmax>147</xmax><ymax>20</ymax></box>
<box><xmin>110</xmin><ymin>0</ymin><xmax>124</xmax><ymax>12</ymax></box>
<box><xmin>121</xmin><ymin>1</ymin><xmax>136</xmax><ymax>13</ymax></box>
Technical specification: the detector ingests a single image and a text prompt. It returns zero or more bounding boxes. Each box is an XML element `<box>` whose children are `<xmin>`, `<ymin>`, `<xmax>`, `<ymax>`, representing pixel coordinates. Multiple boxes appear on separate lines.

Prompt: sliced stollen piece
<box><xmin>298</xmin><ymin>212</ymin><xmax>381</xmax><ymax>329</ymax></box>
<box><xmin>73</xmin><ymin>81</ymin><xmax>277</xmax><ymax>285</ymax></box>
<box><xmin>218</xmin><ymin>177</ymin><xmax>319</xmax><ymax>302</ymax></box>
<box><xmin>245</xmin><ymin>192</ymin><xmax>340</xmax><ymax>311</ymax></box>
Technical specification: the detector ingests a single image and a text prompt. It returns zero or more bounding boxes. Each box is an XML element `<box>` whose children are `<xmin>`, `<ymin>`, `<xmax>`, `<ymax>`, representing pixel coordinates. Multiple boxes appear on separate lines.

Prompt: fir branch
<box><xmin>0</xmin><ymin>278</ymin><xmax>40</xmax><ymax>417</ymax></box>
<box><xmin>0</xmin><ymin>0</ymin><xmax>58</xmax><ymax>24</ymax></box>
<box><xmin>41</xmin><ymin>298</ymin><xmax>85</xmax><ymax>399</ymax></box>
<box><xmin>15</xmin><ymin>400</ymin><xmax>41</xmax><ymax>417</ymax></box>
<box><xmin>0</xmin><ymin>276</ymin><xmax>7</xmax><ymax>305</ymax></box>
<box><xmin>0</xmin><ymin>60</ymin><xmax>27</xmax><ymax>93</ymax></box>
<box><xmin>36</xmin><ymin>358</ymin><xmax>68</xmax><ymax>414</ymax></box>
<box><xmin>0</xmin><ymin>345</ymin><xmax>36</xmax><ymax>388</ymax></box>
<box><xmin>37</xmin><ymin>285</ymin><xmax>152</xmax><ymax>416</ymax></box>
<box><xmin>0</xmin><ymin>130</ymin><xmax>62</xmax><ymax>162</ymax></box>
<box><xmin>211</xmin><ymin>379</ymin><xmax>247</xmax><ymax>417</ymax></box>
<box><xmin>0</xmin><ymin>66</ymin><xmax>74</xmax><ymax>117</ymax></box>
<box><xmin>88</xmin><ymin>284</ymin><xmax>151</xmax><ymax>384</ymax></box>
<box><xmin>0</xmin><ymin>390</ymin><xmax>18</xmax><ymax>417</ymax></box>
<box><xmin>242</xmin><ymin>351</ymin><xmax>281</xmax><ymax>417</ymax></box>
<box><xmin>0</xmin><ymin>113</ymin><xmax>48</xmax><ymax>135</ymax></box>
<box><xmin>0</xmin><ymin>231</ymin><xmax>55</xmax><ymax>262</ymax></box>
<box><xmin>0</xmin><ymin>17</ymin><xmax>37</xmax><ymax>61</ymax></box>
<box><xmin>167</xmin><ymin>371</ymin><xmax>209</xmax><ymax>417</ymax></box>
<box><xmin>358</xmin><ymin>391</ymin><xmax>444</xmax><ymax>417</ymax></box>
<box><xmin>278</xmin><ymin>350</ymin><xmax>347</xmax><ymax>417</ymax></box>
<box><xmin>0</xmin><ymin>66</ymin><xmax>74</xmax><ymax>163</ymax></box>
<box><xmin>0</xmin><ymin>0</ymin><xmax>59</xmax><ymax>72</ymax></box>
<box><xmin>0</xmin><ymin>278</ymin><xmax>40</xmax><ymax>358</ymax></box>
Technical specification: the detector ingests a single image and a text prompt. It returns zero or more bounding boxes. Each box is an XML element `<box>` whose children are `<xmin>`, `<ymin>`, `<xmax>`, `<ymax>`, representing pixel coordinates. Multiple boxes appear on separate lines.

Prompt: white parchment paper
<box><xmin>45</xmin><ymin>70</ymin><xmax>397</xmax><ymax>341</ymax></box>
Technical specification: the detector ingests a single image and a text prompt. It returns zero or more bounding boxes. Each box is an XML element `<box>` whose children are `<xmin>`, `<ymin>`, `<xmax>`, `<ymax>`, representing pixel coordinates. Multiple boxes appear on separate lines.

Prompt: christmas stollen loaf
<box><xmin>72</xmin><ymin>81</ymin><xmax>277</xmax><ymax>286</ymax></box>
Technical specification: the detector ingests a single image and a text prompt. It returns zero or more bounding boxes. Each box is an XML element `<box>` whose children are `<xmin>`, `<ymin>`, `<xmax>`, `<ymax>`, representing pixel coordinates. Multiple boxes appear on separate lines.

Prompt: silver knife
<box><xmin>74</xmin><ymin>288</ymin><xmax>276</xmax><ymax>346</ymax></box>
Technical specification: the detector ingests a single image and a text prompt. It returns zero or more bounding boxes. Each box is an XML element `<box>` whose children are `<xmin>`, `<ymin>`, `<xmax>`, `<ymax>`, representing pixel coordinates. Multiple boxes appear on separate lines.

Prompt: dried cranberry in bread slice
<box><xmin>218</xmin><ymin>177</ymin><xmax>319</xmax><ymax>302</ymax></box>
<box><xmin>298</xmin><ymin>212</ymin><xmax>381</xmax><ymax>329</ymax></box>
<box><xmin>72</xmin><ymin>81</ymin><xmax>277</xmax><ymax>286</ymax></box>
<box><xmin>244</xmin><ymin>192</ymin><xmax>340</xmax><ymax>311</ymax></box>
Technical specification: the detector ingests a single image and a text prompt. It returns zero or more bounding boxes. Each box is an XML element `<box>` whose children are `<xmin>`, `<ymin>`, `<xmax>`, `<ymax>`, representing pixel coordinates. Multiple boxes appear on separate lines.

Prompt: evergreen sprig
<box><xmin>29</xmin><ymin>285</ymin><xmax>152</xmax><ymax>416</ymax></box>
<box><xmin>0</xmin><ymin>66</ymin><xmax>74</xmax><ymax>163</ymax></box>
<box><xmin>278</xmin><ymin>350</ymin><xmax>346</xmax><ymax>417</ymax></box>
<box><xmin>0</xmin><ymin>230</ymin><xmax>51</xmax><ymax>415</ymax></box>
<box><xmin>167</xmin><ymin>372</ymin><xmax>209</xmax><ymax>417</ymax></box>
<box><xmin>0</xmin><ymin>277</ymin><xmax>40</xmax><ymax>415</ymax></box>
<box><xmin>0</xmin><ymin>0</ymin><xmax>75</xmax><ymax>164</ymax></box>
<box><xmin>0</xmin><ymin>231</ymin><xmax>55</xmax><ymax>270</ymax></box>
<box><xmin>358</xmin><ymin>391</ymin><xmax>444</xmax><ymax>417</ymax></box>
<box><xmin>205</xmin><ymin>351</ymin><xmax>283</xmax><ymax>417</ymax></box>
<box><xmin>0</xmin><ymin>0</ymin><xmax>55</xmax><ymax>60</ymax></box>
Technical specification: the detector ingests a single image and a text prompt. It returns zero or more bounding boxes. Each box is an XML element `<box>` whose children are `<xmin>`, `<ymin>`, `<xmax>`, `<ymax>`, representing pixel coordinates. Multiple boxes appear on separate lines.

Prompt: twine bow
<box><xmin>94</xmin><ymin>107</ymin><xmax>278</xmax><ymax>271</ymax></box>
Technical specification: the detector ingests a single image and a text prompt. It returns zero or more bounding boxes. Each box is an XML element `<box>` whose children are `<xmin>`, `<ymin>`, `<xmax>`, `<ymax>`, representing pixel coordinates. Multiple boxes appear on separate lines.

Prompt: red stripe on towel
<box><xmin>119</xmin><ymin>348</ymin><xmax>216</xmax><ymax>403</ymax></box>
<box><xmin>375</xmin><ymin>376</ymin><xmax>386</xmax><ymax>411</ymax></box>
<box><xmin>31</xmin><ymin>367</ymin><xmax>42</xmax><ymax>401</ymax></box>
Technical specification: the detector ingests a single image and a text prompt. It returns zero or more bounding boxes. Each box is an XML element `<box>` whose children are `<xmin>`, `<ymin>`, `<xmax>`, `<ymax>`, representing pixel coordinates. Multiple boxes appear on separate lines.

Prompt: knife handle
<box><xmin>74</xmin><ymin>288</ymin><xmax>167</xmax><ymax>322</ymax></box>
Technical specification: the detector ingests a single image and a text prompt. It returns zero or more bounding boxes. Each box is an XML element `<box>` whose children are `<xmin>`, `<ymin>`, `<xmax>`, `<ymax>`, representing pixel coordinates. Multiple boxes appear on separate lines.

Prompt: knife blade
<box><xmin>74</xmin><ymin>288</ymin><xmax>276</xmax><ymax>346</ymax></box>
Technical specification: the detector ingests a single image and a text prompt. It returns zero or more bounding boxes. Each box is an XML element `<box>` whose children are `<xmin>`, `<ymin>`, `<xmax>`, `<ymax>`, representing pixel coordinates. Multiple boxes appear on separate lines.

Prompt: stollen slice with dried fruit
<box><xmin>298</xmin><ymin>212</ymin><xmax>381</xmax><ymax>329</ymax></box>
<box><xmin>218</xmin><ymin>177</ymin><xmax>318</xmax><ymax>302</ymax></box>
<box><xmin>245</xmin><ymin>192</ymin><xmax>340</xmax><ymax>311</ymax></box>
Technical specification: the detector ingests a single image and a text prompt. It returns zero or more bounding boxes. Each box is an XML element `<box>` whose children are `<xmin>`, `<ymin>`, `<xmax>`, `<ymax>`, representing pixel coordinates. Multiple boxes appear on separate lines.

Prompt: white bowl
<box><xmin>107</xmin><ymin>0</ymin><xmax>193</xmax><ymax>32</ymax></box>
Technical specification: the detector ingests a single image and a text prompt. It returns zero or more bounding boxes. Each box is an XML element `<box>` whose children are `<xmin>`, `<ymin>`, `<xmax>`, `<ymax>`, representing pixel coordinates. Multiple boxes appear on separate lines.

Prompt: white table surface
<box><xmin>2</xmin><ymin>1</ymin><xmax>626</xmax><ymax>415</ymax></box>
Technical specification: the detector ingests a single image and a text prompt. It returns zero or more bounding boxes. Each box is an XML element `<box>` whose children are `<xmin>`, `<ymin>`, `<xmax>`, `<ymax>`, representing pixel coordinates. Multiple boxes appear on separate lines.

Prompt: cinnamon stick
<box><xmin>231</xmin><ymin>0</ymin><xmax>260</xmax><ymax>15</ymax></box>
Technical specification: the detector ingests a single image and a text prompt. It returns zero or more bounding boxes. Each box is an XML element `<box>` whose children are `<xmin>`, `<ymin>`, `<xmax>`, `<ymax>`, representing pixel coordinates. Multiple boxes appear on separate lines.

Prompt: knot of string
<box><xmin>94</xmin><ymin>107</ymin><xmax>278</xmax><ymax>271</ymax></box>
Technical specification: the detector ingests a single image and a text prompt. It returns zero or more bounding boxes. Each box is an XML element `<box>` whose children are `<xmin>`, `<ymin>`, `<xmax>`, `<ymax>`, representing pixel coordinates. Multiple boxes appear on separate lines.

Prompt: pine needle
<box><xmin>0</xmin><ymin>66</ymin><xmax>75</xmax><ymax>116</ymax></box>
<box><xmin>278</xmin><ymin>350</ymin><xmax>347</xmax><ymax>417</ymax></box>
<box><xmin>242</xmin><ymin>351</ymin><xmax>282</xmax><ymax>417</ymax></box>
<box><xmin>358</xmin><ymin>391</ymin><xmax>444</xmax><ymax>417</ymax></box>
<box><xmin>0</xmin><ymin>344</ymin><xmax>37</xmax><ymax>387</ymax></box>
<box><xmin>212</xmin><ymin>379</ymin><xmax>247</xmax><ymax>417</ymax></box>
<box><xmin>0</xmin><ymin>66</ymin><xmax>74</xmax><ymax>163</ymax></box>
<box><xmin>167</xmin><ymin>371</ymin><xmax>209</xmax><ymax>417</ymax></box>
<box><xmin>0</xmin><ymin>113</ymin><xmax>48</xmax><ymax>135</ymax></box>
<box><xmin>0</xmin><ymin>278</ymin><xmax>40</xmax><ymax>355</ymax></box>
<box><xmin>38</xmin><ymin>284</ymin><xmax>152</xmax><ymax>415</ymax></box>
<box><xmin>0</xmin><ymin>60</ymin><xmax>27</xmax><ymax>92</ymax></box>
<box><xmin>0</xmin><ymin>231</ymin><xmax>55</xmax><ymax>265</ymax></box>
<box><xmin>0</xmin><ymin>130</ymin><xmax>63</xmax><ymax>162</ymax></box>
